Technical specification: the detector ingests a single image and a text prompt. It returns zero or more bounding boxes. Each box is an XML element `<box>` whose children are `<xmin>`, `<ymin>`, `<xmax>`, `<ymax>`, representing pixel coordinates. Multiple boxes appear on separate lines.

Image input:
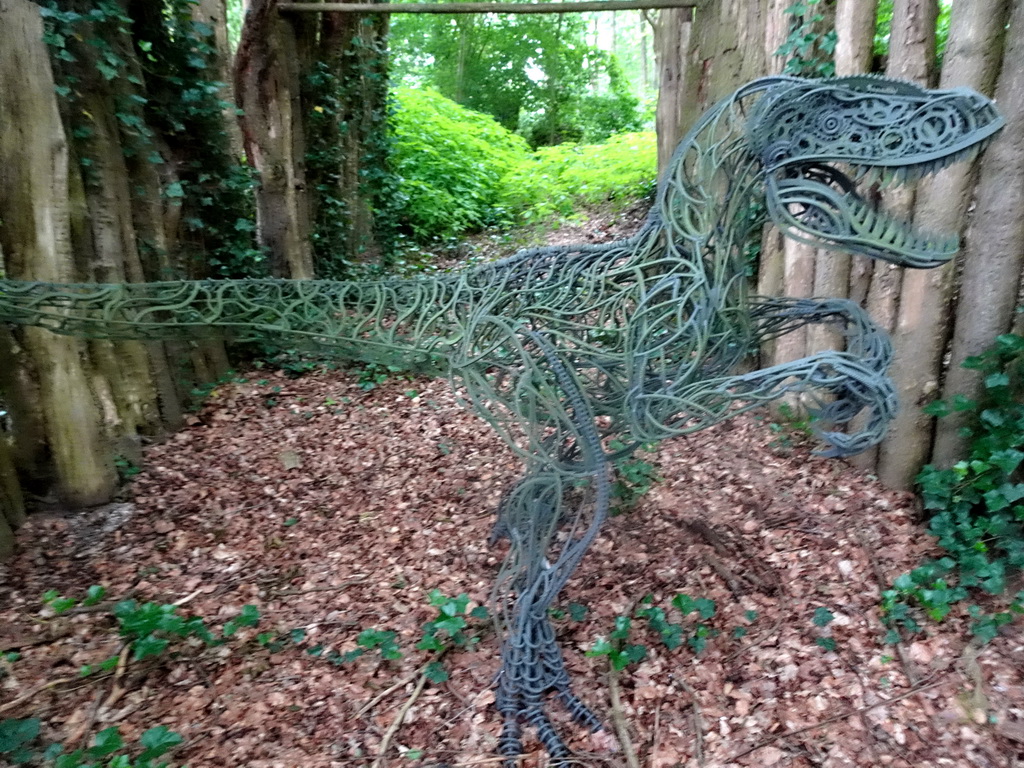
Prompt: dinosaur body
<box><xmin>0</xmin><ymin>76</ymin><xmax>1002</xmax><ymax>762</ymax></box>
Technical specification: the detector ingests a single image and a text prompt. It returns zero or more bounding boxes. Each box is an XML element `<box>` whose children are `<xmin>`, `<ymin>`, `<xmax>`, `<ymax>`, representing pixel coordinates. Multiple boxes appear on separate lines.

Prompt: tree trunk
<box><xmin>654</xmin><ymin>0</ymin><xmax>770</xmax><ymax>172</ymax></box>
<box><xmin>236</xmin><ymin>0</ymin><xmax>314</xmax><ymax>278</ymax></box>
<box><xmin>853</xmin><ymin>0</ymin><xmax>937</xmax><ymax>471</ymax></box>
<box><xmin>0</xmin><ymin>0</ymin><xmax>116</xmax><ymax>506</ymax></box>
<box><xmin>192</xmin><ymin>0</ymin><xmax>245</xmax><ymax>157</ymax></box>
<box><xmin>309</xmin><ymin>6</ymin><xmax>392</xmax><ymax>270</ymax></box>
<box><xmin>0</xmin><ymin>436</ymin><xmax>25</xmax><ymax>560</ymax></box>
<box><xmin>878</xmin><ymin>0</ymin><xmax>1010</xmax><ymax>488</ymax></box>
<box><xmin>654</xmin><ymin>9</ymin><xmax>694</xmax><ymax>172</ymax></box>
<box><xmin>805</xmin><ymin>0</ymin><xmax>876</xmax><ymax>357</ymax></box>
<box><xmin>933</xmin><ymin>0</ymin><xmax>1024</xmax><ymax>466</ymax></box>
<box><xmin>835</xmin><ymin>0</ymin><xmax>878</xmax><ymax>75</ymax></box>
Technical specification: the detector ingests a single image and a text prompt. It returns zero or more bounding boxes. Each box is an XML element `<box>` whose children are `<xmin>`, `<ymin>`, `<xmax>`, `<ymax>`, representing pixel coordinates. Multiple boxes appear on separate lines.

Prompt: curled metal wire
<box><xmin>0</xmin><ymin>75</ymin><xmax>1002</xmax><ymax>762</ymax></box>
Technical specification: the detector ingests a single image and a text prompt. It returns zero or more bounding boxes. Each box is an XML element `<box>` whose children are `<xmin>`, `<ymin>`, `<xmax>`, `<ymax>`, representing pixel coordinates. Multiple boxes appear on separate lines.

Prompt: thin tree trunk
<box><xmin>192</xmin><ymin>0</ymin><xmax>245</xmax><ymax>157</ymax></box>
<box><xmin>0</xmin><ymin>436</ymin><xmax>25</xmax><ymax>560</ymax></box>
<box><xmin>878</xmin><ymin>0</ymin><xmax>1010</xmax><ymax>488</ymax></box>
<box><xmin>236</xmin><ymin>0</ymin><xmax>314</xmax><ymax>278</ymax></box>
<box><xmin>835</xmin><ymin>0</ymin><xmax>878</xmax><ymax>75</ymax></box>
<box><xmin>655</xmin><ymin>0</ymin><xmax>770</xmax><ymax>172</ymax></box>
<box><xmin>755</xmin><ymin>0</ymin><xmax>791</xmax><ymax>366</ymax></box>
<box><xmin>808</xmin><ymin>0</ymin><xmax>876</xmax><ymax>355</ymax></box>
<box><xmin>853</xmin><ymin>0</ymin><xmax>937</xmax><ymax>471</ymax></box>
<box><xmin>0</xmin><ymin>0</ymin><xmax>116</xmax><ymax>506</ymax></box>
<box><xmin>933</xmin><ymin>0</ymin><xmax>1024</xmax><ymax>466</ymax></box>
<box><xmin>653</xmin><ymin>8</ymin><xmax>694</xmax><ymax>171</ymax></box>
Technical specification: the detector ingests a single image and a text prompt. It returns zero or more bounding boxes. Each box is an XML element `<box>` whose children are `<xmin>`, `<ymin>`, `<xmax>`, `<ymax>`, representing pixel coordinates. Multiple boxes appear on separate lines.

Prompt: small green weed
<box><xmin>0</xmin><ymin>718</ymin><xmax>183</xmax><ymax>768</ymax></box>
<box><xmin>609</xmin><ymin>441</ymin><xmax>661</xmax><ymax>515</ymax></box>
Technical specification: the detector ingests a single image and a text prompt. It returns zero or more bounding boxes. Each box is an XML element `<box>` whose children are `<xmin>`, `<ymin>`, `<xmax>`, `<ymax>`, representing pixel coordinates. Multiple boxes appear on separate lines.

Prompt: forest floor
<box><xmin>2</xmin><ymin>205</ymin><xmax>1024</xmax><ymax>768</ymax></box>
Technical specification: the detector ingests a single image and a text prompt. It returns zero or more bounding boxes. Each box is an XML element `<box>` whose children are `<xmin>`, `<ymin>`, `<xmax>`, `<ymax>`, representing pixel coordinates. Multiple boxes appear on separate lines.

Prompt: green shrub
<box><xmin>390</xmin><ymin>88</ymin><xmax>532</xmax><ymax>241</ymax></box>
<box><xmin>499</xmin><ymin>132</ymin><xmax>657</xmax><ymax>222</ymax></box>
<box><xmin>390</xmin><ymin>88</ymin><xmax>657</xmax><ymax>240</ymax></box>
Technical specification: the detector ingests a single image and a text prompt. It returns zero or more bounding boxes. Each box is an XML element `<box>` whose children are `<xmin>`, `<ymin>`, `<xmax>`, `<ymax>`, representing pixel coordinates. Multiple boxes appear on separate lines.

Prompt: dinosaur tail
<box><xmin>0</xmin><ymin>279</ymin><xmax>452</xmax><ymax>373</ymax></box>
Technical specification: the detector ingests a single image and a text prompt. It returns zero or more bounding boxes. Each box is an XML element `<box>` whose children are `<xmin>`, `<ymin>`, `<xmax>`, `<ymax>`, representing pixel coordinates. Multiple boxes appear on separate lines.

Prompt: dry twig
<box><xmin>355</xmin><ymin>669</ymin><xmax>422</xmax><ymax>718</ymax></box>
<box><xmin>370</xmin><ymin>663</ymin><xmax>431</xmax><ymax>768</ymax></box>
<box><xmin>0</xmin><ymin>676</ymin><xmax>78</xmax><ymax>715</ymax></box>
<box><xmin>272</xmin><ymin>576</ymin><xmax>368</xmax><ymax>596</ymax></box>
<box><xmin>676</xmin><ymin>677</ymin><xmax>704</xmax><ymax>767</ymax></box>
<box><xmin>607</xmin><ymin>663</ymin><xmax>641</xmax><ymax>768</ymax></box>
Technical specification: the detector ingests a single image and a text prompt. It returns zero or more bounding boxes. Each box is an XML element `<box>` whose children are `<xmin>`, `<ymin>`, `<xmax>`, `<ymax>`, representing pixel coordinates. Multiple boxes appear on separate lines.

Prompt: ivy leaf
<box><xmin>87</xmin><ymin>727</ymin><xmax>123</xmax><ymax>758</ymax></box>
<box><xmin>423</xmin><ymin>661</ymin><xmax>448</xmax><ymax>684</ymax></box>
<box><xmin>137</xmin><ymin>725</ymin><xmax>183</xmax><ymax>762</ymax></box>
<box><xmin>812</xmin><ymin>607</ymin><xmax>835</xmax><ymax>627</ymax></box>
<box><xmin>0</xmin><ymin>718</ymin><xmax>40</xmax><ymax>753</ymax></box>
<box><xmin>568</xmin><ymin>602</ymin><xmax>588</xmax><ymax>622</ymax></box>
<box><xmin>695</xmin><ymin>598</ymin><xmax>717</xmax><ymax>620</ymax></box>
<box><xmin>132</xmin><ymin>635</ymin><xmax>169</xmax><ymax>660</ymax></box>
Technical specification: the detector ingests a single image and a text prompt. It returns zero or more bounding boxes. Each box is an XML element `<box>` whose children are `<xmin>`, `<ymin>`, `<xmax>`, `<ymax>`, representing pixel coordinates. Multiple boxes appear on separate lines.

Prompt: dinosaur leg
<box><xmin>491</xmin><ymin>466</ymin><xmax>607</xmax><ymax>765</ymax></box>
<box><xmin>460</xmin><ymin>328</ymin><xmax>611</xmax><ymax>763</ymax></box>
<box><xmin>496</xmin><ymin>593</ymin><xmax>603</xmax><ymax>767</ymax></box>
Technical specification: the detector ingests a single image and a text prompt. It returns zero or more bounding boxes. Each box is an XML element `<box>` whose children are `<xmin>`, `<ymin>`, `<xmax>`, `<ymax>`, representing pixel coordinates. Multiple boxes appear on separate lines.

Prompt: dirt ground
<box><xmin>2</xmin><ymin>207</ymin><xmax>1024</xmax><ymax>767</ymax></box>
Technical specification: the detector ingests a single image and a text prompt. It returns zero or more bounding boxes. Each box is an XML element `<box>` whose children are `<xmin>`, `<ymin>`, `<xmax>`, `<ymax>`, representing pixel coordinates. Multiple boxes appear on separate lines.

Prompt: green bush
<box><xmin>389</xmin><ymin>88</ymin><xmax>657</xmax><ymax>240</ymax></box>
<box><xmin>499</xmin><ymin>132</ymin><xmax>657</xmax><ymax>222</ymax></box>
<box><xmin>390</xmin><ymin>88</ymin><xmax>532</xmax><ymax>241</ymax></box>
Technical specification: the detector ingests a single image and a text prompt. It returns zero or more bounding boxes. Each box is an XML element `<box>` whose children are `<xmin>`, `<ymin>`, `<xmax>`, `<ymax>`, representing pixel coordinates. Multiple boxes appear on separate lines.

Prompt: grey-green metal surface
<box><xmin>0</xmin><ymin>75</ymin><xmax>1002</xmax><ymax>761</ymax></box>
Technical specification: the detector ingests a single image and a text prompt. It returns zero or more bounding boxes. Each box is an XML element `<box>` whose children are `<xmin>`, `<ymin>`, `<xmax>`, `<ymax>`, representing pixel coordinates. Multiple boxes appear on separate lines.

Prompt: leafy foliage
<box><xmin>390</xmin><ymin>88</ymin><xmax>532</xmax><ymax>241</ymax></box>
<box><xmin>499</xmin><ymin>131</ymin><xmax>657</xmax><ymax>223</ymax></box>
<box><xmin>389</xmin><ymin>12</ymin><xmax>640</xmax><ymax>146</ymax></box>
<box><xmin>776</xmin><ymin>0</ymin><xmax>836</xmax><ymax>78</ymax></box>
<box><xmin>884</xmin><ymin>332</ymin><xmax>1024</xmax><ymax>641</ymax></box>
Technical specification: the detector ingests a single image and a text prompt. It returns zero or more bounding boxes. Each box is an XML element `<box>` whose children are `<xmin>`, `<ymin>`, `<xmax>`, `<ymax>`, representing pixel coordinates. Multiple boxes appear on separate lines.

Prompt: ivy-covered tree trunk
<box><xmin>0</xmin><ymin>0</ymin><xmax>117</xmax><ymax>506</ymax></box>
<box><xmin>933</xmin><ymin>0</ymin><xmax>1024</xmax><ymax>466</ymax></box>
<box><xmin>304</xmin><ymin>6</ymin><xmax>396</xmax><ymax>275</ymax></box>
<box><xmin>235</xmin><ymin>0</ymin><xmax>314</xmax><ymax>278</ymax></box>
<box><xmin>879</xmin><ymin>0</ymin><xmax>1010</xmax><ymax>487</ymax></box>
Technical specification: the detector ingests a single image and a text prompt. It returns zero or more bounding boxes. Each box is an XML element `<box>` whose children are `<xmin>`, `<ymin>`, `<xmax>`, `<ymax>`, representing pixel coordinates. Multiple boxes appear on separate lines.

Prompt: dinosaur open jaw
<box><xmin>768</xmin><ymin>138</ymin><xmax>994</xmax><ymax>268</ymax></box>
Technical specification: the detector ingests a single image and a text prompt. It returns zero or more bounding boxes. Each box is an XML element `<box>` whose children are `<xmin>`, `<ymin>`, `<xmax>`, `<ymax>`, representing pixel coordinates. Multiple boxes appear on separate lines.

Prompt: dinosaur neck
<box><xmin>655</xmin><ymin>81</ymin><xmax>774</xmax><ymax>281</ymax></box>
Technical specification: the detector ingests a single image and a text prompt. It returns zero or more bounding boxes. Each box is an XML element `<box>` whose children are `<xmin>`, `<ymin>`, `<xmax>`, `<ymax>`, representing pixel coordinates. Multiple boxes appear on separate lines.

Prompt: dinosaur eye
<box><xmin>765</xmin><ymin>141</ymin><xmax>791</xmax><ymax>166</ymax></box>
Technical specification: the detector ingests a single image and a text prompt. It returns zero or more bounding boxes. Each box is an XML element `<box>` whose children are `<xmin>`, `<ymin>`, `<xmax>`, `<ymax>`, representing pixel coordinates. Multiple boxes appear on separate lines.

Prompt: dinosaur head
<box><xmin>750</xmin><ymin>75</ymin><xmax>1003</xmax><ymax>267</ymax></box>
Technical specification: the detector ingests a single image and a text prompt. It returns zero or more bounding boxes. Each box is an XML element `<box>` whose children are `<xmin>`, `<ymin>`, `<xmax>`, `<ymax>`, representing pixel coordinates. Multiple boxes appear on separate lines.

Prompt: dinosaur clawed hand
<box><xmin>495</xmin><ymin>613</ymin><xmax>603</xmax><ymax>767</ymax></box>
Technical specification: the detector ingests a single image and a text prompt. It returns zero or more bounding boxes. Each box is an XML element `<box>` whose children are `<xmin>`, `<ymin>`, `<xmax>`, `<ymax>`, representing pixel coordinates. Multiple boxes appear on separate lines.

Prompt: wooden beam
<box><xmin>279</xmin><ymin>0</ymin><xmax>695</xmax><ymax>15</ymax></box>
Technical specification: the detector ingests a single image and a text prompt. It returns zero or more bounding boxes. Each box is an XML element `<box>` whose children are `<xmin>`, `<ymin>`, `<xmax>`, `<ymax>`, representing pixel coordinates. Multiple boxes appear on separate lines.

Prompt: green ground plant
<box><xmin>0</xmin><ymin>719</ymin><xmax>183</xmax><ymax>768</ymax></box>
<box><xmin>883</xmin><ymin>332</ymin><xmax>1024</xmax><ymax>642</ymax></box>
<box><xmin>2</xmin><ymin>588</ymin><xmax>257</xmax><ymax>767</ymax></box>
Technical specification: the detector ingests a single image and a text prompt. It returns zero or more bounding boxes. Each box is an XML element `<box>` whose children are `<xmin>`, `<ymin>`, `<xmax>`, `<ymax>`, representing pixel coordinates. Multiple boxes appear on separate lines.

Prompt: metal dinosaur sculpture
<box><xmin>0</xmin><ymin>75</ymin><xmax>1003</xmax><ymax>762</ymax></box>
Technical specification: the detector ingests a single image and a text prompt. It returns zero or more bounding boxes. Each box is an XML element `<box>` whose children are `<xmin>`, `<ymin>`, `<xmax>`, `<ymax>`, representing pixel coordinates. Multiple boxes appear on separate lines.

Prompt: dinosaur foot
<box><xmin>495</xmin><ymin>617</ymin><xmax>602</xmax><ymax>766</ymax></box>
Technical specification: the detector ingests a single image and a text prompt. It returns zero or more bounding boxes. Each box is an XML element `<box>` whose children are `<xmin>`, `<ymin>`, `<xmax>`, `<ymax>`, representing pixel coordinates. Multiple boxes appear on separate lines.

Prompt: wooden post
<box><xmin>933</xmin><ymin>0</ymin><xmax>1024</xmax><ymax>467</ymax></box>
<box><xmin>878</xmin><ymin>0</ymin><xmax>1010</xmax><ymax>487</ymax></box>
